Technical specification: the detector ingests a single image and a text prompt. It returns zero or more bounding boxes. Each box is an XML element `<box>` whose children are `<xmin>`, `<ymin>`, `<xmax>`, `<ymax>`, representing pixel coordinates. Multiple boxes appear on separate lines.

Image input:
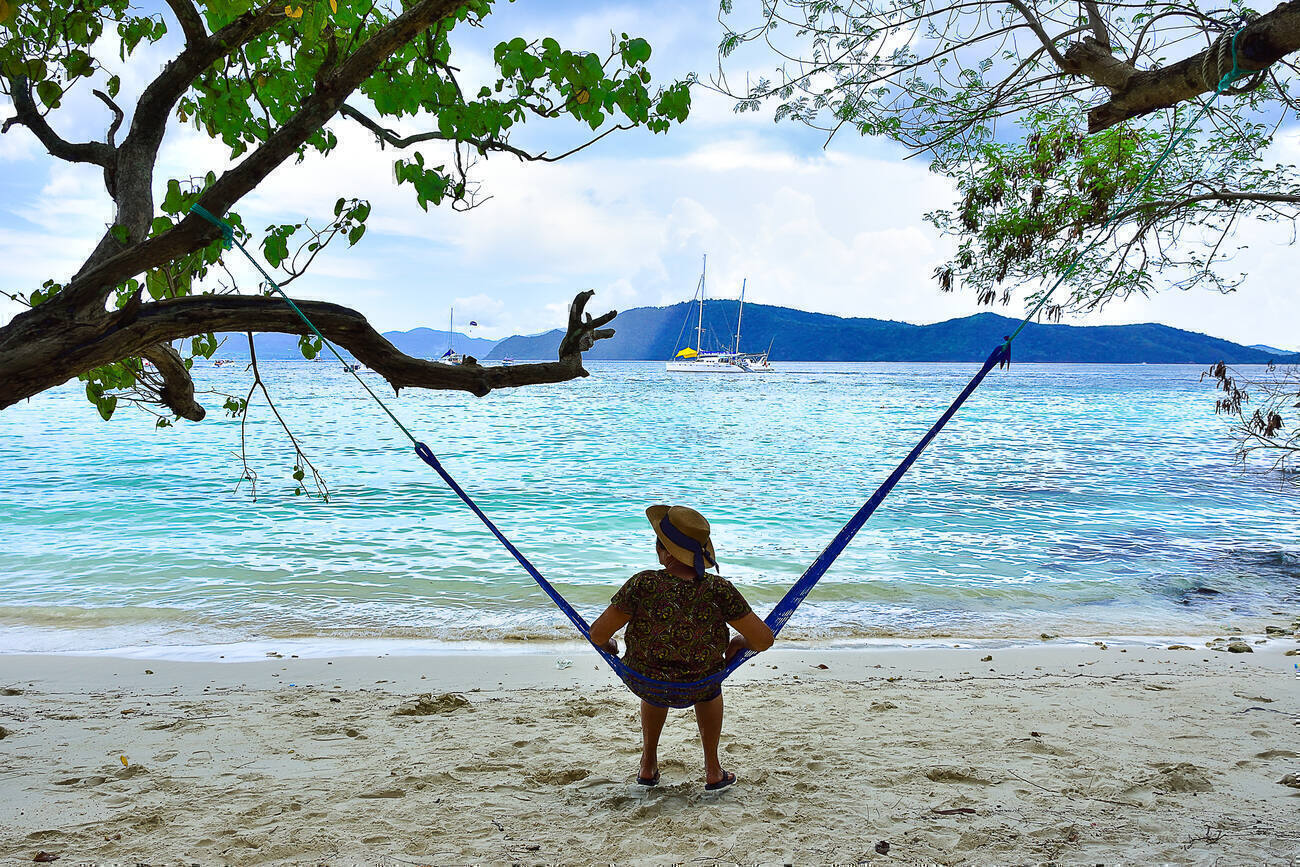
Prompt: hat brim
<box><xmin>646</xmin><ymin>505</ymin><xmax>716</xmax><ymax>574</ymax></box>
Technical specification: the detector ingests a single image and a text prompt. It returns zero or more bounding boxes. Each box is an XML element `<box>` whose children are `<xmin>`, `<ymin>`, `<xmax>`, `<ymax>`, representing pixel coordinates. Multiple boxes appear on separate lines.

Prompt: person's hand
<box><xmin>725</xmin><ymin>634</ymin><xmax>747</xmax><ymax>662</ymax></box>
<box><xmin>602</xmin><ymin>638</ymin><xmax>619</xmax><ymax>656</ymax></box>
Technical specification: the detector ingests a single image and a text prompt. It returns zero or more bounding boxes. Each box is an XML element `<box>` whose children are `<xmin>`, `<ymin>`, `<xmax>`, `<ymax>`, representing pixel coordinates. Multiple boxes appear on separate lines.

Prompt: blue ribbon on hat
<box><xmin>658</xmin><ymin>514</ymin><xmax>715</xmax><ymax>578</ymax></box>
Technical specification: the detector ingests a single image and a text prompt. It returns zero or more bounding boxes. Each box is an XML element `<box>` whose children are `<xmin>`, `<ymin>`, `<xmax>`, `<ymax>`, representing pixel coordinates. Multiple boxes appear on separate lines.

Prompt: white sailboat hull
<box><xmin>666</xmin><ymin>353</ymin><xmax>774</xmax><ymax>373</ymax></box>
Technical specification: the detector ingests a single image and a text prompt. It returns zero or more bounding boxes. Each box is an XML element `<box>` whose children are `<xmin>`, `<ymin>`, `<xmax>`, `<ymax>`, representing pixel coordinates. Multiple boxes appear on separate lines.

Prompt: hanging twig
<box><xmin>235</xmin><ymin>332</ymin><xmax>330</xmax><ymax>501</ymax></box>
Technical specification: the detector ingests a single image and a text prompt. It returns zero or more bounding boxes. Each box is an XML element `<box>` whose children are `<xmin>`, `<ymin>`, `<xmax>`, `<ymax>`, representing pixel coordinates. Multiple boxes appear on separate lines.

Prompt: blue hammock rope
<box><xmin>418</xmin><ymin>335</ymin><xmax>992</xmax><ymax>708</ymax></box>
<box><xmin>187</xmin><ymin>33</ymin><xmax>1256</xmax><ymax>709</ymax></box>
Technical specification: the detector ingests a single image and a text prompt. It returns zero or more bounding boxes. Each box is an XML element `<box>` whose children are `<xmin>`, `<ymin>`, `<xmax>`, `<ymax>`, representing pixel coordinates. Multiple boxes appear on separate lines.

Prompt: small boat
<box><xmin>501</xmin><ymin>357</ymin><xmax>516</xmax><ymax>366</ymax></box>
<box><xmin>666</xmin><ymin>255</ymin><xmax>774</xmax><ymax>374</ymax></box>
<box><xmin>436</xmin><ymin>307</ymin><xmax>465</xmax><ymax>366</ymax></box>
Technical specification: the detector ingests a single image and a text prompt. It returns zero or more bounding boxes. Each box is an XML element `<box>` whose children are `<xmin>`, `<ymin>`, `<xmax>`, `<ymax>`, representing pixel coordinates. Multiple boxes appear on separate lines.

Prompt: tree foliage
<box><xmin>717</xmin><ymin>0</ymin><xmax>1300</xmax><ymax>480</ymax></box>
<box><xmin>0</xmin><ymin>0</ymin><xmax>691</xmax><ymax>424</ymax></box>
<box><xmin>717</xmin><ymin>0</ymin><xmax>1300</xmax><ymax>312</ymax></box>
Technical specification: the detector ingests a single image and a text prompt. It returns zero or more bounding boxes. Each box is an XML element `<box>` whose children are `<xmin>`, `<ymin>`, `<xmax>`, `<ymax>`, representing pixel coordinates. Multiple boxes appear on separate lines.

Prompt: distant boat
<box><xmin>666</xmin><ymin>255</ymin><xmax>774</xmax><ymax>374</ymax></box>
<box><xmin>501</xmin><ymin>357</ymin><xmax>516</xmax><ymax>366</ymax></box>
<box><xmin>436</xmin><ymin>307</ymin><xmax>465</xmax><ymax>366</ymax></box>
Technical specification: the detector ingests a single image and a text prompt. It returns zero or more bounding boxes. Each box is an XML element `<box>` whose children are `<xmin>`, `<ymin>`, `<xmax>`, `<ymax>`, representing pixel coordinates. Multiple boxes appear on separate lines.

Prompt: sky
<box><xmin>0</xmin><ymin>0</ymin><xmax>1296</xmax><ymax>349</ymax></box>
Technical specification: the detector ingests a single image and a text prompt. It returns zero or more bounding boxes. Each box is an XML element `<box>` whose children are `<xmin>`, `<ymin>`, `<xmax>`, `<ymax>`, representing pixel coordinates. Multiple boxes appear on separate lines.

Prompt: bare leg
<box><xmin>639</xmin><ymin>700</ymin><xmax>668</xmax><ymax>780</ymax></box>
<box><xmin>693</xmin><ymin>693</ymin><xmax>727</xmax><ymax>785</ymax></box>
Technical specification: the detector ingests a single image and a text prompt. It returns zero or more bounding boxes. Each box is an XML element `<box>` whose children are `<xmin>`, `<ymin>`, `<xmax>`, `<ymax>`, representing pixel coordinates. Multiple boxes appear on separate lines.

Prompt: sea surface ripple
<box><xmin>1</xmin><ymin>360</ymin><xmax>1297</xmax><ymax>654</ymax></box>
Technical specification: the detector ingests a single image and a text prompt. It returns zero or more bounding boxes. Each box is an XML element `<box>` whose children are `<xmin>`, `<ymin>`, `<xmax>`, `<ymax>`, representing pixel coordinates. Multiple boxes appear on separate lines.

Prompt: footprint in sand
<box><xmin>529</xmin><ymin>767</ymin><xmax>592</xmax><ymax>785</ymax></box>
<box><xmin>54</xmin><ymin>774</ymin><xmax>108</xmax><ymax>788</ymax></box>
<box><xmin>1143</xmin><ymin>762</ymin><xmax>1214</xmax><ymax>793</ymax></box>
<box><xmin>394</xmin><ymin>693</ymin><xmax>471</xmax><ymax>716</ymax></box>
<box><xmin>924</xmin><ymin>766</ymin><xmax>994</xmax><ymax>785</ymax></box>
<box><xmin>563</xmin><ymin>698</ymin><xmax>604</xmax><ymax>718</ymax></box>
<box><xmin>357</xmin><ymin>788</ymin><xmax>405</xmax><ymax>798</ymax></box>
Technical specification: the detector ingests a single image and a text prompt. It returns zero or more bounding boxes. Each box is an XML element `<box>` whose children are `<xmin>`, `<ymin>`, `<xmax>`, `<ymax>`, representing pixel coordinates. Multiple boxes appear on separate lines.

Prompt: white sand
<box><xmin>1</xmin><ymin>638</ymin><xmax>1298</xmax><ymax>865</ymax></box>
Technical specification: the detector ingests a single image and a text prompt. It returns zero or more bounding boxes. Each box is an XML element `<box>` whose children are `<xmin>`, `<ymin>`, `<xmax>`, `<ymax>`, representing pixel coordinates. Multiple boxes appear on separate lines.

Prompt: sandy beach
<box><xmin>1</xmin><ymin>637</ymin><xmax>1298</xmax><ymax>866</ymax></box>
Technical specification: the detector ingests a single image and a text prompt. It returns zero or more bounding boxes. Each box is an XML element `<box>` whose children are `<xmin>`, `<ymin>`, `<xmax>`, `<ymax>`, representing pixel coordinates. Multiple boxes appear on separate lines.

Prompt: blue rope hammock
<box><xmin>188</xmin><ymin>34</ymin><xmax>1255</xmax><ymax>708</ymax></box>
<box><xmin>417</xmin><ymin>346</ymin><xmax>1007</xmax><ymax>707</ymax></box>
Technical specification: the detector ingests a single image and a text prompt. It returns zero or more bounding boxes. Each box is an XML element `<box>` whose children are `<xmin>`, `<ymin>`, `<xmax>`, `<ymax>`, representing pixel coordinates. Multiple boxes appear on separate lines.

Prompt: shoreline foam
<box><xmin>0</xmin><ymin>626</ymin><xmax>1294</xmax><ymax>662</ymax></box>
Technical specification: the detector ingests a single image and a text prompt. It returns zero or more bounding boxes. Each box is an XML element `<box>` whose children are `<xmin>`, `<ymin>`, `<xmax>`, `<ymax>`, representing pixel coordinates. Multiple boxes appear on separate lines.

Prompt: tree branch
<box><xmin>1</xmin><ymin>77</ymin><xmax>115</xmax><ymax>167</ymax></box>
<box><xmin>139</xmin><ymin>343</ymin><xmax>206</xmax><ymax>420</ymax></box>
<box><xmin>1086</xmin><ymin>1</ymin><xmax>1300</xmax><ymax>132</ymax></box>
<box><xmin>61</xmin><ymin>0</ymin><xmax>466</xmax><ymax>309</ymax></box>
<box><xmin>0</xmin><ymin>291</ymin><xmax>617</xmax><ymax>411</ymax></box>
<box><xmin>1108</xmin><ymin>190</ymin><xmax>1300</xmax><ymax>226</ymax></box>
<box><xmin>164</xmin><ymin>0</ymin><xmax>208</xmax><ymax>46</ymax></box>
<box><xmin>92</xmin><ymin>90</ymin><xmax>125</xmax><ymax>147</ymax></box>
<box><xmin>1006</xmin><ymin>0</ymin><xmax>1069</xmax><ymax>67</ymax></box>
<box><xmin>1061</xmin><ymin>36</ymin><xmax>1137</xmax><ymax>91</ymax></box>
<box><xmin>57</xmin><ymin>4</ymin><xmax>284</xmax><ymax>296</ymax></box>
<box><xmin>339</xmin><ymin>102</ymin><xmax>635</xmax><ymax>165</ymax></box>
<box><xmin>339</xmin><ymin>101</ymin><xmax>536</xmax><ymax>160</ymax></box>
<box><xmin>1082</xmin><ymin>0</ymin><xmax>1112</xmax><ymax>49</ymax></box>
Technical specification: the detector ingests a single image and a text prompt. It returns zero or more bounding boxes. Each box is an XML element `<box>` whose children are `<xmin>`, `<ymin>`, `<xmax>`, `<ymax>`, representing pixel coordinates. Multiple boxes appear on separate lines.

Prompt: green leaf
<box><xmin>297</xmin><ymin>333</ymin><xmax>322</xmax><ymax>360</ymax></box>
<box><xmin>622</xmin><ymin>37</ymin><xmax>651</xmax><ymax>65</ymax></box>
<box><xmin>161</xmin><ymin>179</ymin><xmax>185</xmax><ymax>214</ymax></box>
<box><xmin>96</xmin><ymin>395</ymin><xmax>118</xmax><ymax>421</ymax></box>
<box><xmin>36</xmin><ymin>79</ymin><xmax>62</xmax><ymax>109</ymax></box>
<box><xmin>63</xmin><ymin>49</ymin><xmax>92</xmax><ymax>78</ymax></box>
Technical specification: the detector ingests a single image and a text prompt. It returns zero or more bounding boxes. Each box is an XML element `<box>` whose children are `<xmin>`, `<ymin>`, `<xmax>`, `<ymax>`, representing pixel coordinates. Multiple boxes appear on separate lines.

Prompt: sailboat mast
<box><xmin>448</xmin><ymin>307</ymin><xmax>454</xmax><ymax>354</ymax></box>
<box><xmin>696</xmin><ymin>254</ymin><xmax>706</xmax><ymax>352</ymax></box>
<box><xmin>734</xmin><ymin>277</ymin><xmax>747</xmax><ymax>354</ymax></box>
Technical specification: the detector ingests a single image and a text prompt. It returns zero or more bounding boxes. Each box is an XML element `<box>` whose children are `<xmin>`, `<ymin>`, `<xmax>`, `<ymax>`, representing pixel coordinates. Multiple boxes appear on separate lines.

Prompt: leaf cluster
<box><xmin>718</xmin><ymin>0</ymin><xmax>1299</xmax><ymax>311</ymax></box>
<box><xmin>3</xmin><ymin>0</ymin><xmax>690</xmax><ymax>424</ymax></box>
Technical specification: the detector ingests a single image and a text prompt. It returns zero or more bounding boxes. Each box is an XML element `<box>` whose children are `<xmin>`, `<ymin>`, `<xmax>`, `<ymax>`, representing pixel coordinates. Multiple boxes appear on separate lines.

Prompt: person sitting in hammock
<box><xmin>589</xmin><ymin>505</ymin><xmax>774</xmax><ymax>791</ymax></box>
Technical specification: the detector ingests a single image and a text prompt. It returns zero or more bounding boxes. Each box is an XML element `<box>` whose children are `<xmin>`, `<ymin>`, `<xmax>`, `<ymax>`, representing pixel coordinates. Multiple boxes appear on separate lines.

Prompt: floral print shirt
<box><xmin>611</xmin><ymin>569</ymin><xmax>752</xmax><ymax>682</ymax></box>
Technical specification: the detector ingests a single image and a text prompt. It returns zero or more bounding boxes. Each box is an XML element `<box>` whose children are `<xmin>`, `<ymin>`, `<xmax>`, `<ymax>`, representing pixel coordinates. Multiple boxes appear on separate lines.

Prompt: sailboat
<box><xmin>436</xmin><ymin>307</ymin><xmax>465</xmax><ymax>365</ymax></box>
<box><xmin>665</xmin><ymin>255</ymin><xmax>774</xmax><ymax>374</ymax></box>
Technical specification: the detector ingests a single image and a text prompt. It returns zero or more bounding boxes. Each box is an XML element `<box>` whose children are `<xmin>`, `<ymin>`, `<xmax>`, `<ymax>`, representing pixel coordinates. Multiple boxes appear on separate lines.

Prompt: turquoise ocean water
<box><xmin>1</xmin><ymin>360</ymin><xmax>1297</xmax><ymax>656</ymax></box>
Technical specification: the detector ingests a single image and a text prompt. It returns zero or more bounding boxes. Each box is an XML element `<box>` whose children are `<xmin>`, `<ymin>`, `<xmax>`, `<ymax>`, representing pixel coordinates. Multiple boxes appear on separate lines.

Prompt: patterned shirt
<box><xmin>611</xmin><ymin>569</ymin><xmax>753</xmax><ymax>682</ymax></box>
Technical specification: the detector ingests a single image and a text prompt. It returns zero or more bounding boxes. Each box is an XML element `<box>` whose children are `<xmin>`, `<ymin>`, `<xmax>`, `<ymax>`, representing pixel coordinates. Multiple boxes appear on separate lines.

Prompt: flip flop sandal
<box><xmin>636</xmin><ymin>770</ymin><xmax>661</xmax><ymax>787</ymax></box>
<box><xmin>704</xmin><ymin>771</ymin><xmax>736</xmax><ymax>791</ymax></box>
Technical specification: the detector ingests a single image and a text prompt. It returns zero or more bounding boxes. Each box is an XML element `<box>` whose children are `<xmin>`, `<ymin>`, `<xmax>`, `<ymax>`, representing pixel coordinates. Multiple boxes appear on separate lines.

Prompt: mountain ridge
<box><xmin>487</xmin><ymin>303</ymin><xmax>1300</xmax><ymax>365</ymax></box>
<box><xmin>212</xmin><ymin>304</ymin><xmax>1299</xmax><ymax>364</ymax></box>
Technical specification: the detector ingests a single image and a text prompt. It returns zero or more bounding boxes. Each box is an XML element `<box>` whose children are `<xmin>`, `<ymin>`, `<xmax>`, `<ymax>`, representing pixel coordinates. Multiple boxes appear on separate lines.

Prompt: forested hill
<box><xmin>488</xmin><ymin>303</ymin><xmax>1300</xmax><ymax>364</ymax></box>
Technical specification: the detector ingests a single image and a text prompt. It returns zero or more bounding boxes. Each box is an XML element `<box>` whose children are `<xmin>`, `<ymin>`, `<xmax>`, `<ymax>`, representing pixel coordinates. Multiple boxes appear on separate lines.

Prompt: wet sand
<box><xmin>1</xmin><ymin>638</ymin><xmax>1298</xmax><ymax>865</ymax></box>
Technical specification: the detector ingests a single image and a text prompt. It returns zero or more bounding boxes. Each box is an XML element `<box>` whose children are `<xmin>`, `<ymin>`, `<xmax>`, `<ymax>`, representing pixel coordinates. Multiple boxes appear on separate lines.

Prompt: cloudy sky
<box><xmin>1</xmin><ymin>0</ymin><xmax>1296</xmax><ymax>349</ymax></box>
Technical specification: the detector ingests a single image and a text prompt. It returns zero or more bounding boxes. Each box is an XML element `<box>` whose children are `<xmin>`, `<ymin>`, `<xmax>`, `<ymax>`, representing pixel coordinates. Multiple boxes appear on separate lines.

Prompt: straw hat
<box><xmin>646</xmin><ymin>504</ymin><xmax>717</xmax><ymax>578</ymax></box>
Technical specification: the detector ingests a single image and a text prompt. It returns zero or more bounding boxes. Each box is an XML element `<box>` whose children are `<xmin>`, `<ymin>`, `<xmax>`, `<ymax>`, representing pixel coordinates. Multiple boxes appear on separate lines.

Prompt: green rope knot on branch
<box><xmin>1204</xmin><ymin>23</ymin><xmax>1266</xmax><ymax>95</ymax></box>
<box><xmin>190</xmin><ymin>203</ymin><xmax>234</xmax><ymax>250</ymax></box>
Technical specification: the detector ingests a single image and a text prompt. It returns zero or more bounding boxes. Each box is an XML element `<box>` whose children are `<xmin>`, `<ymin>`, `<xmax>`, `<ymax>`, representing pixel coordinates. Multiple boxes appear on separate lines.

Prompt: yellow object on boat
<box><xmin>675</xmin><ymin>348</ymin><xmax>698</xmax><ymax>358</ymax></box>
